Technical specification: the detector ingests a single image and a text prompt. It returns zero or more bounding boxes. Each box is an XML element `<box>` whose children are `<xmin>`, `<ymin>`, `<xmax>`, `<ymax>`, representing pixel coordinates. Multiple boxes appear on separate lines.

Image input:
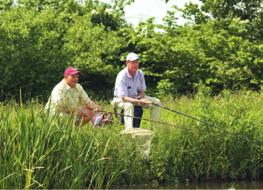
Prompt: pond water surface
<box><xmin>118</xmin><ymin>180</ymin><xmax>263</xmax><ymax>189</ymax></box>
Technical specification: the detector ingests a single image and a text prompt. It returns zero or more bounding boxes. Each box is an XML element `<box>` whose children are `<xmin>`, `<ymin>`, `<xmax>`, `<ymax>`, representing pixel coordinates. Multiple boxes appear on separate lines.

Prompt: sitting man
<box><xmin>45</xmin><ymin>66</ymin><xmax>106</xmax><ymax>127</ymax></box>
<box><xmin>112</xmin><ymin>52</ymin><xmax>161</xmax><ymax>129</ymax></box>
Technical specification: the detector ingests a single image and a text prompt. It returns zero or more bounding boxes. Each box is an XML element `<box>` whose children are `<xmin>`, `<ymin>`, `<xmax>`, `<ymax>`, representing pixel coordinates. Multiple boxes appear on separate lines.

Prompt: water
<box><xmin>118</xmin><ymin>181</ymin><xmax>263</xmax><ymax>189</ymax></box>
<box><xmin>166</xmin><ymin>181</ymin><xmax>263</xmax><ymax>189</ymax></box>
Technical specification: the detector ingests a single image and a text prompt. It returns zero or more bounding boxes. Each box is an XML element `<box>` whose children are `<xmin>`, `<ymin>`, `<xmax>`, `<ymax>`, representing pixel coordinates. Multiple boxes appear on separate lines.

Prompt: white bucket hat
<box><xmin>126</xmin><ymin>52</ymin><xmax>139</xmax><ymax>61</ymax></box>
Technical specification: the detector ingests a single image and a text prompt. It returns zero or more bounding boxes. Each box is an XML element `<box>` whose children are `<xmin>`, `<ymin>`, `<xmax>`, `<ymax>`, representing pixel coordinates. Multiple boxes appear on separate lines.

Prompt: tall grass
<box><xmin>0</xmin><ymin>101</ymin><xmax>144</xmax><ymax>188</ymax></box>
<box><xmin>0</xmin><ymin>89</ymin><xmax>262</xmax><ymax>188</ymax></box>
<box><xmin>150</xmin><ymin>88</ymin><xmax>263</xmax><ymax>183</ymax></box>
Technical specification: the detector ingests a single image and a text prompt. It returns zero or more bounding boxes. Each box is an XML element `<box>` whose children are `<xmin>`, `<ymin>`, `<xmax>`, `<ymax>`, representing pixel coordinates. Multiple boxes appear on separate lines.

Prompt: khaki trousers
<box><xmin>111</xmin><ymin>96</ymin><xmax>161</xmax><ymax>129</ymax></box>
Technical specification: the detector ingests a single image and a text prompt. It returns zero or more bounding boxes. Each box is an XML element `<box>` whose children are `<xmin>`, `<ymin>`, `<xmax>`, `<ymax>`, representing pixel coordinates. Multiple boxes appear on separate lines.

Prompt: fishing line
<box><xmin>152</xmin><ymin>102</ymin><xmax>209</xmax><ymax>125</ymax></box>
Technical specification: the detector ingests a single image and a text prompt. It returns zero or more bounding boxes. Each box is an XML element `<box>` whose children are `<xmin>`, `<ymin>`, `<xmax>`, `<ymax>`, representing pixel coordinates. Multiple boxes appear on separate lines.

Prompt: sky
<box><xmin>101</xmin><ymin>0</ymin><xmax>201</xmax><ymax>26</ymax></box>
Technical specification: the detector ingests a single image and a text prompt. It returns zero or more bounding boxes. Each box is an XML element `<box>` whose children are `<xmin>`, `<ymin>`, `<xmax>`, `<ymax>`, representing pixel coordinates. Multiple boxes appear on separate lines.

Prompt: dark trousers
<box><xmin>121</xmin><ymin>105</ymin><xmax>143</xmax><ymax>128</ymax></box>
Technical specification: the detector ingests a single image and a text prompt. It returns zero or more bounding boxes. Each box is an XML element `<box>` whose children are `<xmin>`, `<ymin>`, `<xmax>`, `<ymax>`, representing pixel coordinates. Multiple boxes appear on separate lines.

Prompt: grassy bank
<box><xmin>0</xmin><ymin>89</ymin><xmax>262</xmax><ymax>188</ymax></box>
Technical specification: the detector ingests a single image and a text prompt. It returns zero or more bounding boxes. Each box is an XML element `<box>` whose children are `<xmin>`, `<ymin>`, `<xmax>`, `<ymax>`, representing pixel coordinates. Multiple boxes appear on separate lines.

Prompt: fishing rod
<box><xmin>85</xmin><ymin>106</ymin><xmax>178</xmax><ymax>127</ymax></box>
<box><xmin>87</xmin><ymin>104</ymin><xmax>207</xmax><ymax>127</ymax></box>
<box><xmin>151</xmin><ymin>103</ymin><xmax>246</xmax><ymax>136</ymax></box>
<box><xmin>99</xmin><ymin>109</ymin><xmax>179</xmax><ymax>128</ymax></box>
<box><xmin>151</xmin><ymin>102</ymin><xmax>209</xmax><ymax>125</ymax></box>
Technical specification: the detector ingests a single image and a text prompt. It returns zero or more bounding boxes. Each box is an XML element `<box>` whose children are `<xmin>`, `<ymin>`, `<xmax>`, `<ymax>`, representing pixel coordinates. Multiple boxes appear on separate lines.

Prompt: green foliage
<box><xmin>1</xmin><ymin>0</ymin><xmax>262</xmax><ymax>187</ymax></box>
<box><xmin>0</xmin><ymin>1</ymin><xmax>124</xmax><ymax>100</ymax></box>
<box><xmin>199</xmin><ymin>0</ymin><xmax>262</xmax><ymax>21</ymax></box>
<box><xmin>192</xmin><ymin>19</ymin><xmax>263</xmax><ymax>92</ymax></box>
<box><xmin>0</xmin><ymin>0</ymin><xmax>13</xmax><ymax>11</ymax></box>
<box><xmin>0</xmin><ymin>102</ymin><xmax>144</xmax><ymax>188</ymax></box>
<box><xmin>180</xmin><ymin>3</ymin><xmax>210</xmax><ymax>24</ymax></box>
<box><xmin>0</xmin><ymin>9</ymin><xmax>69</xmax><ymax>100</ymax></box>
<box><xmin>139</xmin><ymin>18</ymin><xmax>263</xmax><ymax>94</ymax></box>
<box><xmin>2</xmin><ymin>91</ymin><xmax>262</xmax><ymax>188</ymax></box>
<box><xmin>149</xmin><ymin>90</ymin><xmax>263</xmax><ymax>183</ymax></box>
<box><xmin>0</xmin><ymin>0</ymin><xmax>262</xmax><ymax>100</ymax></box>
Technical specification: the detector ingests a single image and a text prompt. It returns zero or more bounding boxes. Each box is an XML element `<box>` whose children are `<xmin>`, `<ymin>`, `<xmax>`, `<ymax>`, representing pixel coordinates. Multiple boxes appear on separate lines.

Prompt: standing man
<box><xmin>112</xmin><ymin>52</ymin><xmax>161</xmax><ymax>129</ymax></box>
<box><xmin>45</xmin><ymin>66</ymin><xmax>102</xmax><ymax>126</ymax></box>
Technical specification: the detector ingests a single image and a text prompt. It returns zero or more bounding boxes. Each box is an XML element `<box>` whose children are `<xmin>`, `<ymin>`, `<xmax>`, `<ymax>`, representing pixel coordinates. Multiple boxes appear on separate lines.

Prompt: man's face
<box><xmin>127</xmin><ymin>60</ymin><xmax>139</xmax><ymax>74</ymax></box>
<box><xmin>65</xmin><ymin>74</ymin><xmax>79</xmax><ymax>87</ymax></box>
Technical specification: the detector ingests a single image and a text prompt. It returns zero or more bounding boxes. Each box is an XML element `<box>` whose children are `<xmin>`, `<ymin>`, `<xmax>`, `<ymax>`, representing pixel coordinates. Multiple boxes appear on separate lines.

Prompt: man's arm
<box><xmin>135</xmin><ymin>91</ymin><xmax>145</xmax><ymax>99</ymax></box>
<box><xmin>77</xmin><ymin>84</ymin><xmax>101</xmax><ymax>111</ymax></box>
<box><xmin>86</xmin><ymin>101</ymin><xmax>101</xmax><ymax>112</ymax></box>
<box><xmin>122</xmin><ymin>95</ymin><xmax>151</xmax><ymax>106</ymax></box>
<box><xmin>73</xmin><ymin>101</ymin><xmax>100</xmax><ymax>118</ymax></box>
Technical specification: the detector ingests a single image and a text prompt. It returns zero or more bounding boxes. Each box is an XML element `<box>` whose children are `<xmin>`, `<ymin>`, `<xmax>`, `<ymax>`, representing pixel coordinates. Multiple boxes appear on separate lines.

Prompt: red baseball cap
<box><xmin>64</xmin><ymin>66</ymin><xmax>80</xmax><ymax>76</ymax></box>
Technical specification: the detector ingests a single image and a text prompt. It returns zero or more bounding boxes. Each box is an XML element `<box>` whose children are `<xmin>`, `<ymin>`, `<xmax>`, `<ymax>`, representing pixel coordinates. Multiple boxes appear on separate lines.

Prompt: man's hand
<box><xmin>138</xmin><ymin>99</ymin><xmax>151</xmax><ymax>106</ymax></box>
<box><xmin>122</xmin><ymin>96</ymin><xmax>150</xmax><ymax>106</ymax></box>
<box><xmin>135</xmin><ymin>91</ymin><xmax>145</xmax><ymax>99</ymax></box>
<box><xmin>86</xmin><ymin>101</ymin><xmax>101</xmax><ymax>112</ymax></box>
<box><xmin>93</xmin><ymin>104</ymin><xmax>101</xmax><ymax>112</ymax></box>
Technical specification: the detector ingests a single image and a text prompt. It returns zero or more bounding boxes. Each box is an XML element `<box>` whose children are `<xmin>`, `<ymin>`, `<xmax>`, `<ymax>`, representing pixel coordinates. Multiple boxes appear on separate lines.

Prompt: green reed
<box><xmin>0</xmin><ymin>89</ymin><xmax>262</xmax><ymax>188</ymax></box>
<box><xmin>150</xmin><ymin>88</ymin><xmax>263</xmax><ymax>183</ymax></box>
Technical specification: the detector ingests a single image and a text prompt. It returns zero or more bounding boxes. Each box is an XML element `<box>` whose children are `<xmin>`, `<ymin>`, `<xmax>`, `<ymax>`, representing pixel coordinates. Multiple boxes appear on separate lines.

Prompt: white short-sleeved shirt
<box><xmin>45</xmin><ymin>79</ymin><xmax>91</xmax><ymax>115</ymax></box>
<box><xmin>114</xmin><ymin>67</ymin><xmax>146</xmax><ymax>98</ymax></box>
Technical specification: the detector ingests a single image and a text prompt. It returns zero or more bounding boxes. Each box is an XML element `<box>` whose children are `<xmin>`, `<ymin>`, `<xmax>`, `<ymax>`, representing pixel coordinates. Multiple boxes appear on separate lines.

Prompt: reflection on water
<box><xmin>172</xmin><ymin>181</ymin><xmax>263</xmax><ymax>189</ymax></box>
<box><xmin>119</xmin><ymin>181</ymin><xmax>263</xmax><ymax>189</ymax></box>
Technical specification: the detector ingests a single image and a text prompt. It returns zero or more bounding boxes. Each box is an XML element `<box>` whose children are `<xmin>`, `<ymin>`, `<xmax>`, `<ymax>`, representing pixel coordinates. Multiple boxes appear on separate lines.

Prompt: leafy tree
<box><xmin>63</xmin><ymin>14</ymin><xmax>122</xmax><ymax>97</ymax></box>
<box><xmin>0</xmin><ymin>0</ymin><xmax>13</xmax><ymax>11</ymax></box>
<box><xmin>0</xmin><ymin>9</ymin><xmax>70</xmax><ymax>100</ymax></box>
<box><xmin>200</xmin><ymin>0</ymin><xmax>262</xmax><ymax>21</ymax></box>
<box><xmin>16</xmin><ymin>0</ymin><xmax>82</xmax><ymax>13</ymax></box>
<box><xmin>0</xmin><ymin>0</ymin><xmax>126</xmax><ymax>100</ymax></box>
<box><xmin>180</xmin><ymin>3</ymin><xmax>210</xmax><ymax>24</ymax></box>
<box><xmin>0</xmin><ymin>0</ymin><xmax>262</xmax><ymax>100</ymax></box>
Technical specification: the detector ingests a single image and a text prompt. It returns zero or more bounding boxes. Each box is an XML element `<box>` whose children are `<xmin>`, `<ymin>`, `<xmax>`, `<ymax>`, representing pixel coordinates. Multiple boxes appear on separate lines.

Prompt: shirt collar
<box><xmin>63</xmin><ymin>79</ymin><xmax>73</xmax><ymax>90</ymax></box>
<box><xmin>125</xmin><ymin>67</ymin><xmax>138</xmax><ymax>79</ymax></box>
